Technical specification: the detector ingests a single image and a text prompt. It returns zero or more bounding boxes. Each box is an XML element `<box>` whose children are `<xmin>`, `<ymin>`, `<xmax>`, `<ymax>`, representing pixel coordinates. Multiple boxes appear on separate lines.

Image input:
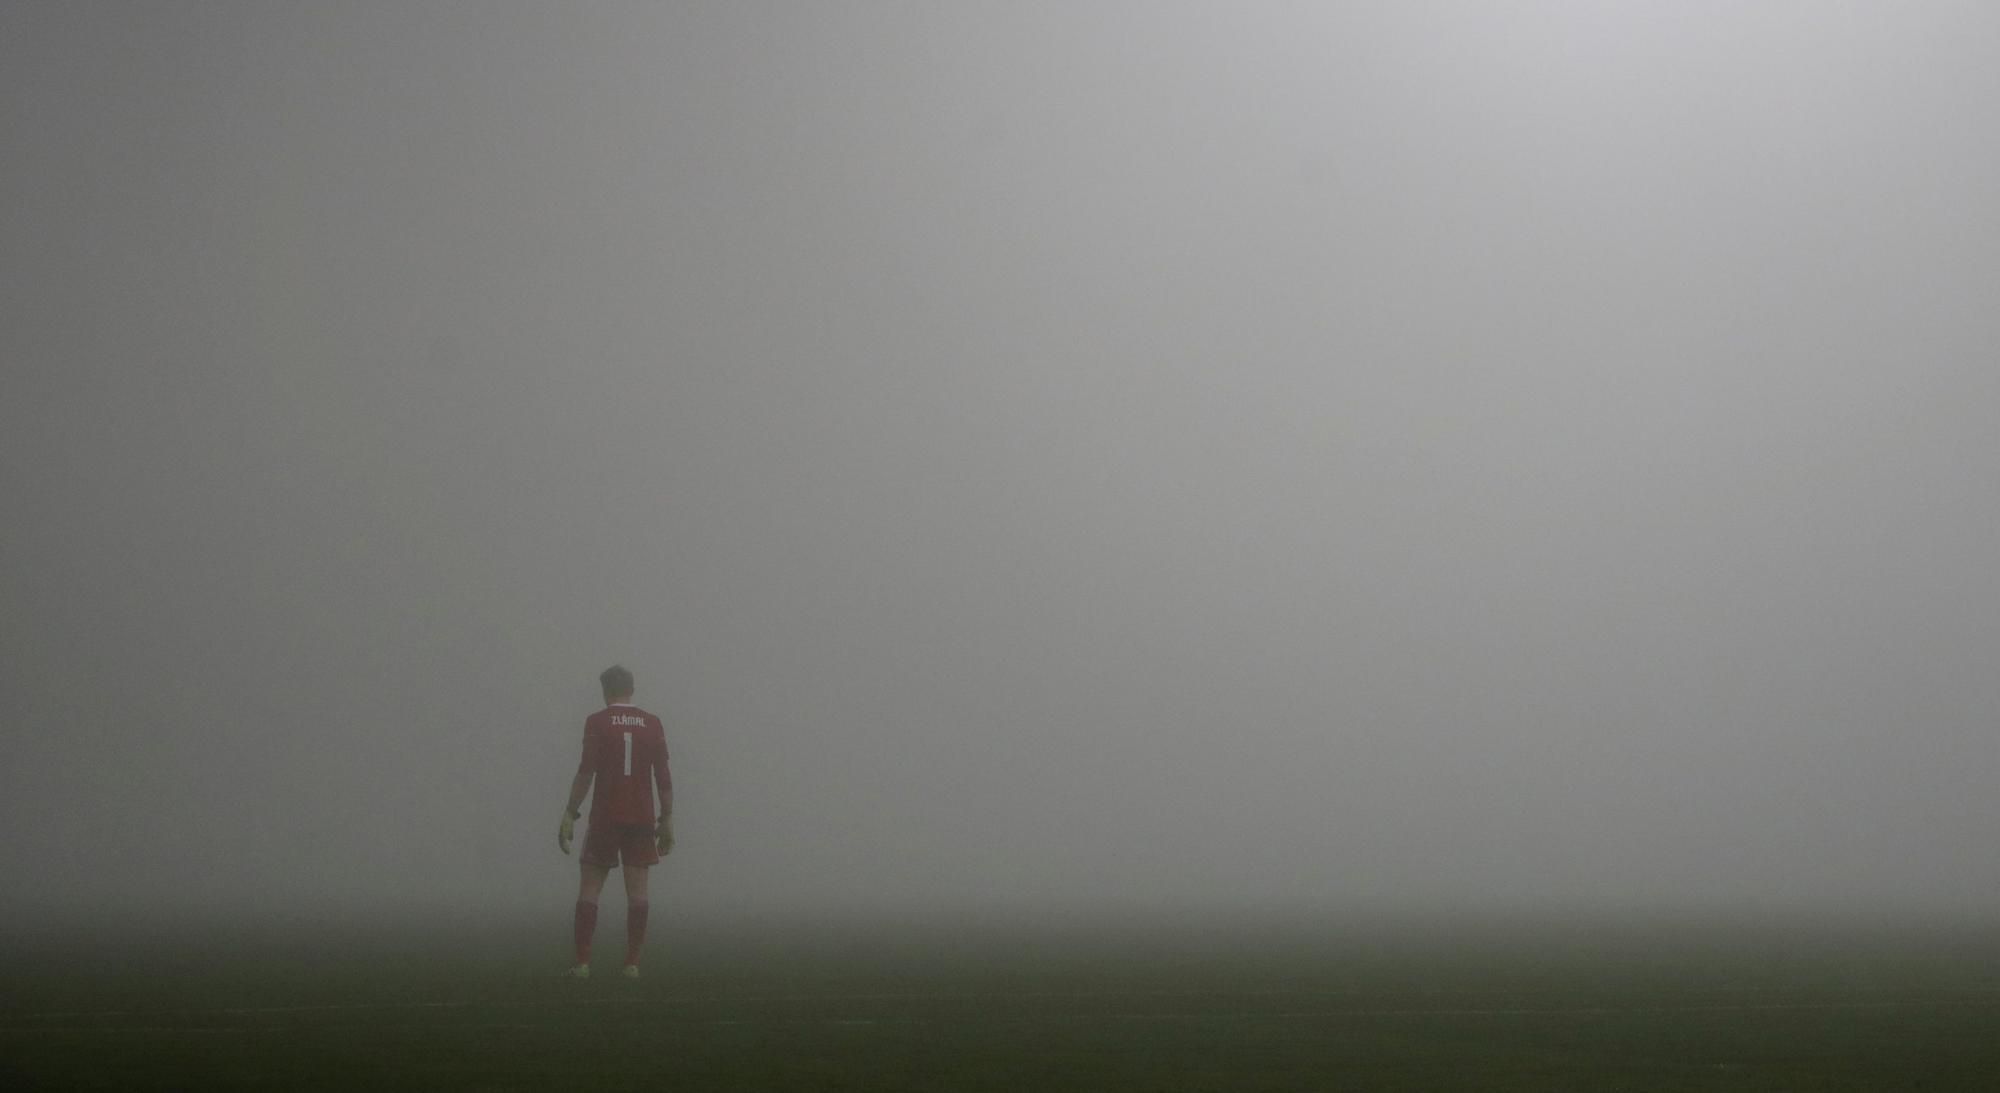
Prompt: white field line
<box><xmin>656</xmin><ymin>984</ymin><xmax>2000</xmax><ymax>1003</ymax></box>
<box><xmin>97</xmin><ymin>997</ymin><xmax>1996</xmax><ymax>1032</ymax></box>
<box><xmin>667</xmin><ymin>995</ymin><xmax>2000</xmax><ymax>1026</ymax></box>
<box><xmin>6</xmin><ymin>989</ymin><xmax>2000</xmax><ymax>1029</ymax></box>
<box><xmin>8</xmin><ymin>996</ymin><xmax>646</xmax><ymax>1021</ymax></box>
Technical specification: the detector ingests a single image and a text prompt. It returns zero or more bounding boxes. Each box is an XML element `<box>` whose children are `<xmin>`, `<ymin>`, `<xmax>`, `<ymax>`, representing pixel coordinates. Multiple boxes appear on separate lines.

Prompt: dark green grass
<box><xmin>5</xmin><ymin>914</ymin><xmax>1999</xmax><ymax>1090</ymax></box>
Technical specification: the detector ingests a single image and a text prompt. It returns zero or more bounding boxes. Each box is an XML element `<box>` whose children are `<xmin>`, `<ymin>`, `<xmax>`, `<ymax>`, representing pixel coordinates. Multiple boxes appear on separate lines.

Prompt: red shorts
<box><xmin>580</xmin><ymin>822</ymin><xmax>660</xmax><ymax>869</ymax></box>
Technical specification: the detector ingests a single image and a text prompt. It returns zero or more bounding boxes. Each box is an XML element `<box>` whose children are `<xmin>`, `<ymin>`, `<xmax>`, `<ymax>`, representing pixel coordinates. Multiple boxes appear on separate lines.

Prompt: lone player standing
<box><xmin>558</xmin><ymin>665</ymin><xmax>673</xmax><ymax>979</ymax></box>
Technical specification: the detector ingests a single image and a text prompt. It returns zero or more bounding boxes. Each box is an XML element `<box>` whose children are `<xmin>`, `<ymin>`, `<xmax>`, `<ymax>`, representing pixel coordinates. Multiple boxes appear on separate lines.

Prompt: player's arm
<box><xmin>558</xmin><ymin>727</ymin><xmax>595</xmax><ymax>855</ymax></box>
<box><xmin>653</xmin><ymin>732</ymin><xmax>674</xmax><ymax>855</ymax></box>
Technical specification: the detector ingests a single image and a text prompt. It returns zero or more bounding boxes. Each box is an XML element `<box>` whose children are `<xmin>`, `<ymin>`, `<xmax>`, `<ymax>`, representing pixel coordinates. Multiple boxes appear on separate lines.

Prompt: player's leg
<box><xmin>621</xmin><ymin>863</ymin><xmax>651</xmax><ymax>974</ymax></box>
<box><xmin>570</xmin><ymin>860</ymin><xmax>611</xmax><ymax>974</ymax></box>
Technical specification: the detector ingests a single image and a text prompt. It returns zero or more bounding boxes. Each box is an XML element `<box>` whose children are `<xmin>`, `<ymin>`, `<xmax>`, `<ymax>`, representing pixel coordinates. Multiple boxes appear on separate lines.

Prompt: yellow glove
<box><xmin>558</xmin><ymin>810</ymin><xmax>577</xmax><ymax>855</ymax></box>
<box><xmin>656</xmin><ymin>816</ymin><xmax>675</xmax><ymax>856</ymax></box>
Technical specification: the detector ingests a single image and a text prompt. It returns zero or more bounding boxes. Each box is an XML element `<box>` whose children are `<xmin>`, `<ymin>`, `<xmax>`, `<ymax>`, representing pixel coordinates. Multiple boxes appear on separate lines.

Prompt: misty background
<box><xmin>3</xmin><ymin>2</ymin><xmax>1996</xmax><ymax>928</ymax></box>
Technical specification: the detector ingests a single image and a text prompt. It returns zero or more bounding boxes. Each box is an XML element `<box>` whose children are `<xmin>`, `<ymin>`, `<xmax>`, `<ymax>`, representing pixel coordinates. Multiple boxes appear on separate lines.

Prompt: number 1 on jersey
<box><xmin>623</xmin><ymin>731</ymin><xmax>634</xmax><ymax>776</ymax></box>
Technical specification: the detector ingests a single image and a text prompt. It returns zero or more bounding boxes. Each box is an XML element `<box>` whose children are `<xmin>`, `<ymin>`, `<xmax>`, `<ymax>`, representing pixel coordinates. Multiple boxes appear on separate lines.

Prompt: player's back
<box><xmin>580</xmin><ymin>703</ymin><xmax>668</xmax><ymax>826</ymax></box>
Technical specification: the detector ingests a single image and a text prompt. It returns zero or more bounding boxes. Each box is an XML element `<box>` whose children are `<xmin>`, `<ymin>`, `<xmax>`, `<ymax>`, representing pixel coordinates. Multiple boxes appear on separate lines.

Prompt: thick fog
<box><xmin>4</xmin><ymin>2</ymin><xmax>1996</xmax><ymax>927</ymax></box>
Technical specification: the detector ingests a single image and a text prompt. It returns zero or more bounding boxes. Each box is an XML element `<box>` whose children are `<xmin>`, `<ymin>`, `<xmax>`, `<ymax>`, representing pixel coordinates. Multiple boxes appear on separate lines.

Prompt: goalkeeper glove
<box><xmin>656</xmin><ymin>816</ymin><xmax>675</xmax><ymax>856</ymax></box>
<box><xmin>558</xmin><ymin>810</ymin><xmax>578</xmax><ymax>855</ymax></box>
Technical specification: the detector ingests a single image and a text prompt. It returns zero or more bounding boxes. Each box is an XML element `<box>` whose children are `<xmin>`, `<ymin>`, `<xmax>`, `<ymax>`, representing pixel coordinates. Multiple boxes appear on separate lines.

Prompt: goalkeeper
<box><xmin>557</xmin><ymin>665</ymin><xmax>674</xmax><ymax>979</ymax></box>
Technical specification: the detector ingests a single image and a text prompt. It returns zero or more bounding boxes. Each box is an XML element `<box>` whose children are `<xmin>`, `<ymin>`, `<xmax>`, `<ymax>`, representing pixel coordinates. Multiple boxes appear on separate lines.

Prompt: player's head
<box><xmin>599</xmin><ymin>664</ymin><xmax>634</xmax><ymax>704</ymax></box>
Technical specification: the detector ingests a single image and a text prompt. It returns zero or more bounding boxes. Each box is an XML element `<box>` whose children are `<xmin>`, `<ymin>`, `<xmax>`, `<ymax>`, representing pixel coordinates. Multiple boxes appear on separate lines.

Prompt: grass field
<box><xmin>5</xmin><ymin>913</ymin><xmax>1998</xmax><ymax>1090</ymax></box>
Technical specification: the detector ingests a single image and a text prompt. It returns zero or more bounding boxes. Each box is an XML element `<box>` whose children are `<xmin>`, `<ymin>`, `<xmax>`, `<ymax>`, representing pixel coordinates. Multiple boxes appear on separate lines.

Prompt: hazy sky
<box><xmin>4</xmin><ymin>2</ymin><xmax>1997</xmax><ymax>925</ymax></box>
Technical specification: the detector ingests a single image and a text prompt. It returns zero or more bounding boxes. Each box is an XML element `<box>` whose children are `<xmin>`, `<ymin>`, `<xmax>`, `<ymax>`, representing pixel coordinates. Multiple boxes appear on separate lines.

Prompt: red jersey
<box><xmin>576</xmin><ymin>703</ymin><xmax>672</xmax><ymax>827</ymax></box>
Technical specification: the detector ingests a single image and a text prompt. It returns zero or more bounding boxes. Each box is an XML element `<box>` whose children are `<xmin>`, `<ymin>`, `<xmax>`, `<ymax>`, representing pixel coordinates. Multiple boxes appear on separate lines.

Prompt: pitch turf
<box><xmin>5</xmin><ymin>914</ymin><xmax>1999</xmax><ymax>1090</ymax></box>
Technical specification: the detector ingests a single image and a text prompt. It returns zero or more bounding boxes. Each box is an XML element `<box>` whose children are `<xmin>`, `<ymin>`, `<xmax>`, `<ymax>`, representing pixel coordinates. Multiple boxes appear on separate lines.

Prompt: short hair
<box><xmin>599</xmin><ymin>664</ymin><xmax>634</xmax><ymax>700</ymax></box>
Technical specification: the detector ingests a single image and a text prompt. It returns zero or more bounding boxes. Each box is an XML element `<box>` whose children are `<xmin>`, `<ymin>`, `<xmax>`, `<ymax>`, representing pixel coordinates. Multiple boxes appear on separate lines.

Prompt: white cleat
<box><xmin>621</xmin><ymin>965</ymin><xmax>640</xmax><ymax>980</ymax></box>
<box><xmin>563</xmin><ymin>964</ymin><xmax>591</xmax><ymax>980</ymax></box>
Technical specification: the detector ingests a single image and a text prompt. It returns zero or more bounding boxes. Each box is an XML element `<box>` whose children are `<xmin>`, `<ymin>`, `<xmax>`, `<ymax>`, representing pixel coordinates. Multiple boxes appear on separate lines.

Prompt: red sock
<box><xmin>625</xmin><ymin>901</ymin><xmax>650</xmax><ymax>966</ymax></box>
<box><xmin>573</xmin><ymin>900</ymin><xmax>598</xmax><ymax>965</ymax></box>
